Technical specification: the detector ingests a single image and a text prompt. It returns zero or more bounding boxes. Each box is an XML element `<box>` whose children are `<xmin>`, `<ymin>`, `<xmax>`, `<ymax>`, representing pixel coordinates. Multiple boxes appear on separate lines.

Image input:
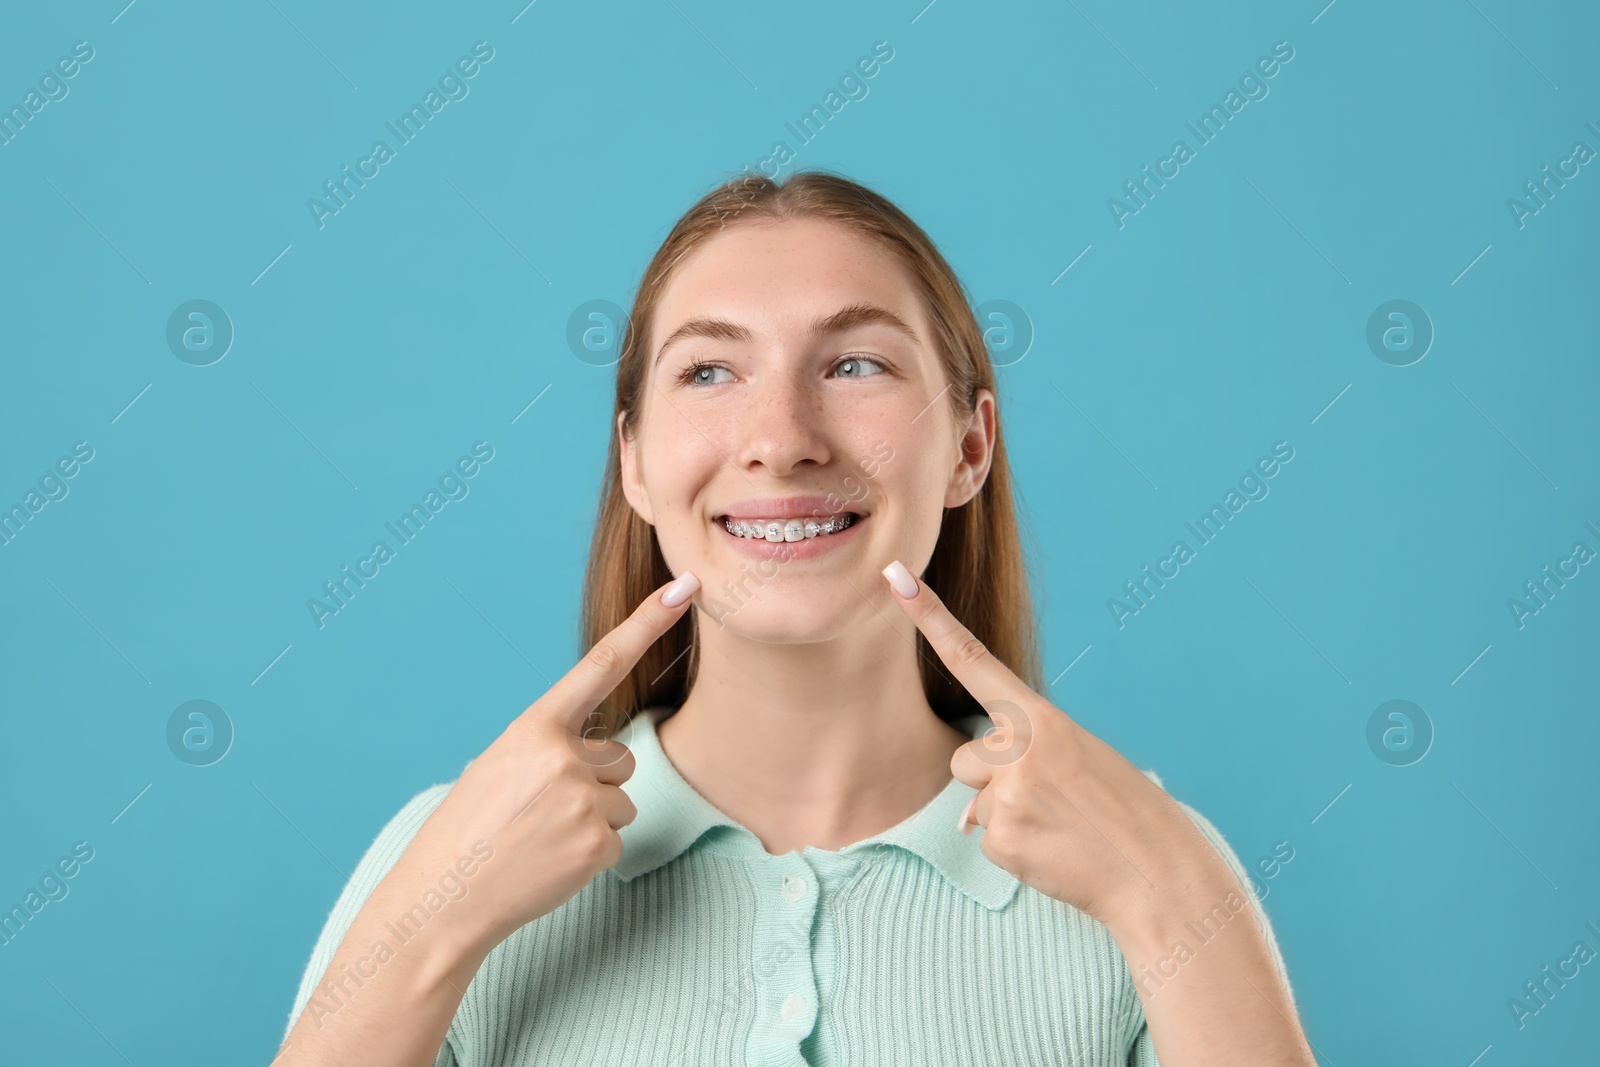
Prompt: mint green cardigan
<box><xmin>284</xmin><ymin>706</ymin><xmax>1294</xmax><ymax>1065</ymax></box>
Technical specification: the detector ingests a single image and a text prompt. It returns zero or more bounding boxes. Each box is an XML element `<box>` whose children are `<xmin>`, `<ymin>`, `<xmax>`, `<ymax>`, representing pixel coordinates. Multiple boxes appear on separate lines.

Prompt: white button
<box><xmin>780</xmin><ymin>993</ymin><xmax>807</xmax><ymax>1022</ymax></box>
<box><xmin>782</xmin><ymin>875</ymin><xmax>808</xmax><ymax>901</ymax></box>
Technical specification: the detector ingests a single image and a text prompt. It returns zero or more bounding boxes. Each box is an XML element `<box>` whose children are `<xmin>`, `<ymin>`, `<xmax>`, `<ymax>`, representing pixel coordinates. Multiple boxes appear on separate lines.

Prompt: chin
<box><xmin>696</xmin><ymin>576</ymin><xmax>859</xmax><ymax>639</ymax></box>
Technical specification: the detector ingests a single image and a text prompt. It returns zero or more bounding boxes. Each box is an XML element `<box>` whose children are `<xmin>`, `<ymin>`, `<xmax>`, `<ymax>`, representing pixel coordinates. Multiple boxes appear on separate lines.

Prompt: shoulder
<box><xmin>281</xmin><ymin>780</ymin><xmax>461</xmax><ymax>1043</ymax></box>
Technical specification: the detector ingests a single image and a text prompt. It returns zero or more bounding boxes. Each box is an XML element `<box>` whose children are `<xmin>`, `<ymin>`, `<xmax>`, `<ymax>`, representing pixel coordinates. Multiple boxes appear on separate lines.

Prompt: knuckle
<box><xmin>992</xmin><ymin>775</ymin><xmax>1026</xmax><ymax>807</ymax></box>
<box><xmin>552</xmin><ymin>785</ymin><xmax>593</xmax><ymax>825</ymax></box>
<box><xmin>544</xmin><ymin>738</ymin><xmax>582</xmax><ymax>775</ymax></box>
<box><xmin>983</xmin><ymin>818</ymin><xmax>1027</xmax><ymax>864</ymax></box>
<box><xmin>573</xmin><ymin>788</ymin><xmax>602</xmax><ymax>822</ymax></box>
<box><xmin>596</xmin><ymin>831</ymin><xmax>624</xmax><ymax>869</ymax></box>
<box><xmin>979</xmin><ymin>827</ymin><xmax>1011</xmax><ymax>867</ymax></box>
<box><xmin>955</xmin><ymin>634</ymin><xmax>990</xmax><ymax>667</ymax></box>
<box><xmin>581</xmin><ymin>823</ymin><xmax>615</xmax><ymax>863</ymax></box>
<box><xmin>584</xmin><ymin>641</ymin><xmax>622</xmax><ymax>678</ymax></box>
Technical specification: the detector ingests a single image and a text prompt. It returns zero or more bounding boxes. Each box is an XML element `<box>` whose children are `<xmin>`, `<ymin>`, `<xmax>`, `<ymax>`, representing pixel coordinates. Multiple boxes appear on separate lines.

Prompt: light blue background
<box><xmin>2</xmin><ymin>1</ymin><xmax>1596</xmax><ymax>1063</ymax></box>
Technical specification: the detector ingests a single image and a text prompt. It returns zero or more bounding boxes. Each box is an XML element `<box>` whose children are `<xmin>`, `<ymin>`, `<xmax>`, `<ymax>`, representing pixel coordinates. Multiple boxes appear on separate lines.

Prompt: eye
<box><xmin>678</xmin><ymin>361</ymin><xmax>734</xmax><ymax>387</ymax></box>
<box><xmin>832</xmin><ymin>355</ymin><xmax>885</xmax><ymax>379</ymax></box>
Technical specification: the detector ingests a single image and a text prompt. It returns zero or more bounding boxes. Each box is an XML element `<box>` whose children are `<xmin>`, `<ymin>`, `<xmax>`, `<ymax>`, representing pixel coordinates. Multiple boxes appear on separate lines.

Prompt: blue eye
<box><xmin>679</xmin><ymin>362</ymin><xmax>733</xmax><ymax>386</ymax></box>
<box><xmin>677</xmin><ymin>355</ymin><xmax>886</xmax><ymax>387</ymax></box>
<box><xmin>834</xmin><ymin>355</ymin><xmax>885</xmax><ymax>378</ymax></box>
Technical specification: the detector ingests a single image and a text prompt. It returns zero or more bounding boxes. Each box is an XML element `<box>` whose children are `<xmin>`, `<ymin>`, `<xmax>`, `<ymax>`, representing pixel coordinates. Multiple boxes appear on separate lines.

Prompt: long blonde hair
<box><xmin>580</xmin><ymin>169</ymin><xmax>1043</xmax><ymax>736</ymax></box>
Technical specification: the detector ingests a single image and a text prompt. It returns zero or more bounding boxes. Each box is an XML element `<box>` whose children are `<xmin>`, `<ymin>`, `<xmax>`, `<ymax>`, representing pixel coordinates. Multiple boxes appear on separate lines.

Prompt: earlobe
<box><xmin>617</xmin><ymin>411</ymin><xmax>655</xmax><ymax>525</ymax></box>
<box><xmin>945</xmin><ymin>389</ymin><xmax>997</xmax><ymax>509</ymax></box>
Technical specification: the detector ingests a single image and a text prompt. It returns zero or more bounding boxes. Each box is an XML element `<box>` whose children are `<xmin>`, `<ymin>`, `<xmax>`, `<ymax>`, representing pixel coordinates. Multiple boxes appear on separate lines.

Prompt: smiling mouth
<box><xmin>717</xmin><ymin>513</ymin><xmax>863</xmax><ymax>541</ymax></box>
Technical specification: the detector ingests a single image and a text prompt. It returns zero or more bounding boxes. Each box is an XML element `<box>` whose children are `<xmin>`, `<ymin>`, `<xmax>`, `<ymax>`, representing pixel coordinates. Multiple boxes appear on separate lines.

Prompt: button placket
<box><xmin>771</xmin><ymin>860</ymin><xmax>815</xmax><ymax>1029</ymax></box>
<box><xmin>745</xmin><ymin>853</ymin><xmax>821</xmax><ymax>1063</ymax></box>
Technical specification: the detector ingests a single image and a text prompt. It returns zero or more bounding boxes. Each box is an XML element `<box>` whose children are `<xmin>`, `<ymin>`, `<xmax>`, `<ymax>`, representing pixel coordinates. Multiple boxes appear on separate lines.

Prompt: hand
<box><xmin>880</xmin><ymin>560</ymin><xmax>1231</xmax><ymax>930</ymax></box>
<box><xmin>382</xmin><ymin>570</ymin><xmax>702</xmax><ymax>955</ymax></box>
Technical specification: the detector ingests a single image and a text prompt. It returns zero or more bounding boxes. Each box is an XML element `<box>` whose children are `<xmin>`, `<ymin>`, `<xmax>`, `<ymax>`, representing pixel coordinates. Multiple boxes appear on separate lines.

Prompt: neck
<box><xmin>655</xmin><ymin>608</ymin><xmax>969</xmax><ymax>856</ymax></box>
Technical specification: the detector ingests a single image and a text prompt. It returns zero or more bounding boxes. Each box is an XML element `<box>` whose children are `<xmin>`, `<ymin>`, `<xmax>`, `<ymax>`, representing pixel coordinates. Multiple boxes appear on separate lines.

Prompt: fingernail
<box><xmin>882</xmin><ymin>560</ymin><xmax>919</xmax><ymax>600</ymax></box>
<box><xmin>661</xmin><ymin>571</ymin><xmax>700</xmax><ymax>607</ymax></box>
<box><xmin>957</xmin><ymin>794</ymin><xmax>977</xmax><ymax>835</ymax></box>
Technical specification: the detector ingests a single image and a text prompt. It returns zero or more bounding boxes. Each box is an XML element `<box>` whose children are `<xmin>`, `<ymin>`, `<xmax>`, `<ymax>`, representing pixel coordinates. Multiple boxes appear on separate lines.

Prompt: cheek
<box><xmin>847</xmin><ymin>464</ymin><xmax>900</xmax><ymax>524</ymax></box>
<box><xmin>638</xmin><ymin>436</ymin><xmax>720</xmax><ymax>517</ymax></box>
<box><xmin>884</xmin><ymin>446</ymin><xmax>957</xmax><ymax>520</ymax></box>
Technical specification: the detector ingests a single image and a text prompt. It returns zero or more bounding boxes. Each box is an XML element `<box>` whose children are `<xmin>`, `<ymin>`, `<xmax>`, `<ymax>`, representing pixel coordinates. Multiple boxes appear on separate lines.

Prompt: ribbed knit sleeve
<box><xmin>279</xmin><ymin>782</ymin><xmax>458</xmax><ymax>1066</ymax></box>
<box><xmin>1126</xmin><ymin>779</ymin><xmax>1298</xmax><ymax>1067</ymax></box>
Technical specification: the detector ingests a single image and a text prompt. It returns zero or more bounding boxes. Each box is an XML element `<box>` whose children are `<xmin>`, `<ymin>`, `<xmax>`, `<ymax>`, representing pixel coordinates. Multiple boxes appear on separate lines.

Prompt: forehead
<box><xmin>651</xmin><ymin>217</ymin><xmax>927</xmax><ymax>344</ymax></box>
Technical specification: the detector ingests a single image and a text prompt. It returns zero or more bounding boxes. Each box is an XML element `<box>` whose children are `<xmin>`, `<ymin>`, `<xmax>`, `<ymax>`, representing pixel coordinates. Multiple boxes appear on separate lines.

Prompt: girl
<box><xmin>277</xmin><ymin>170</ymin><xmax>1312</xmax><ymax>1066</ymax></box>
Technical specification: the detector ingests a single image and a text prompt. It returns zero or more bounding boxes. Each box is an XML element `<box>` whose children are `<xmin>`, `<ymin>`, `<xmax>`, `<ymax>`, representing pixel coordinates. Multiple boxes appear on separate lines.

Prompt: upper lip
<box><xmin>715</xmin><ymin>496</ymin><xmax>866</xmax><ymax>520</ymax></box>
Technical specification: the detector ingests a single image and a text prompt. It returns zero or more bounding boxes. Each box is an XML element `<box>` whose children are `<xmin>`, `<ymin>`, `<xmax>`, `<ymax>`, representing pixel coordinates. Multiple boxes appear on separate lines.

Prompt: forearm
<box><xmin>273</xmin><ymin>870</ymin><xmax>495</xmax><ymax>1067</ymax></box>
<box><xmin>1104</xmin><ymin>865</ymin><xmax>1314</xmax><ymax>1067</ymax></box>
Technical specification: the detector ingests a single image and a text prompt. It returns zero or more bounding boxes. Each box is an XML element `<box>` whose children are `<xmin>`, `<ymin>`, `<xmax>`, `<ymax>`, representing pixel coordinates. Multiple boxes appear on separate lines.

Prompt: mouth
<box><xmin>717</xmin><ymin>512</ymin><xmax>862</xmax><ymax>541</ymax></box>
<box><xmin>711</xmin><ymin>510</ymin><xmax>867</xmax><ymax>560</ymax></box>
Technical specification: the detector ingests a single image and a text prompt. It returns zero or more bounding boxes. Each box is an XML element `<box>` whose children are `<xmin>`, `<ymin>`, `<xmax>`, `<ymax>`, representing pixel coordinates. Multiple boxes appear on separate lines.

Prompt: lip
<box><xmin>715</xmin><ymin>496</ymin><xmax>865</xmax><ymax>521</ymax></box>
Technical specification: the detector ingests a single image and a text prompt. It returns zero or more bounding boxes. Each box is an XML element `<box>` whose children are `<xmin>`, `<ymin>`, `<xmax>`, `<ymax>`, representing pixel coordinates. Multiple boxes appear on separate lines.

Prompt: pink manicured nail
<box><xmin>882</xmin><ymin>560</ymin><xmax>919</xmax><ymax>600</ymax></box>
<box><xmin>661</xmin><ymin>571</ymin><xmax>700</xmax><ymax>607</ymax></box>
<box><xmin>957</xmin><ymin>794</ymin><xmax>977</xmax><ymax>835</ymax></box>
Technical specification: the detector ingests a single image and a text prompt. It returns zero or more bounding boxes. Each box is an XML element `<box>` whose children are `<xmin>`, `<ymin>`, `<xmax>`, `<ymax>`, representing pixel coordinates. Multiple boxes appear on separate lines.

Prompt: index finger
<box><xmin>879</xmin><ymin>559</ymin><xmax>1036</xmax><ymax>714</ymax></box>
<box><xmin>528</xmin><ymin>570</ymin><xmax>700</xmax><ymax>735</ymax></box>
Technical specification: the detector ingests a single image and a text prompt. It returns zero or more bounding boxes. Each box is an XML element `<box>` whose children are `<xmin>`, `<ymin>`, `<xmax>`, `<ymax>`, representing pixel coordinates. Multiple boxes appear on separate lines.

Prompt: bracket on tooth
<box><xmin>725</xmin><ymin>514</ymin><xmax>853</xmax><ymax>541</ymax></box>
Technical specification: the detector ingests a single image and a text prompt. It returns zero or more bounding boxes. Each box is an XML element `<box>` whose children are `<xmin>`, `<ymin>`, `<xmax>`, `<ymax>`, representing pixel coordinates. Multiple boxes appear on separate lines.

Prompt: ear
<box><xmin>617</xmin><ymin>409</ymin><xmax>655</xmax><ymax>525</ymax></box>
<box><xmin>944</xmin><ymin>388</ymin><xmax>996</xmax><ymax>509</ymax></box>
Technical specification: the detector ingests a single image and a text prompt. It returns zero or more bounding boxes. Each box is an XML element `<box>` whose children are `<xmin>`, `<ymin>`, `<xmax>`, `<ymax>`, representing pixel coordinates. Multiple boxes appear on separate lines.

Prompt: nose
<box><xmin>735</xmin><ymin>373</ymin><xmax>830</xmax><ymax>475</ymax></box>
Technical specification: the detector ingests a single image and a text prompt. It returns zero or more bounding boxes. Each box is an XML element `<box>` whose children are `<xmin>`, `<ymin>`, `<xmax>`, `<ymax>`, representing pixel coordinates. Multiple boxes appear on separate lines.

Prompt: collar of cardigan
<box><xmin>608</xmin><ymin>705</ymin><xmax>1023</xmax><ymax>912</ymax></box>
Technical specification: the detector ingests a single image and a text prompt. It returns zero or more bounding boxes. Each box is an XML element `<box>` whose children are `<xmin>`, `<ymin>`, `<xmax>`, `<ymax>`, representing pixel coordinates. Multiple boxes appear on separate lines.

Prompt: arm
<box><xmin>1114</xmin><ymin>786</ymin><xmax>1311</xmax><ymax>1067</ymax></box>
<box><xmin>273</xmin><ymin>784</ymin><xmax>481</xmax><ymax>1067</ymax></box>
<box><xmin>272</xmin><ymin>573</ymin><xmax>699</xmax><ymax>1066</ymax></box>
<box><xmin>878</xmin><ymin>566</ymin><xmax>1314</xmax><ymax>1067</ymax></box>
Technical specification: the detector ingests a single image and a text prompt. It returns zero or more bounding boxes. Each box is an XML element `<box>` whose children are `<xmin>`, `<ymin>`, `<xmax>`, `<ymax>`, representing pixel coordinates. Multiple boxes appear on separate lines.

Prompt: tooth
<box><xmin>725</xmin><ymin>515</ymin><xmax>854</xmax><ymax>538</ymax></box>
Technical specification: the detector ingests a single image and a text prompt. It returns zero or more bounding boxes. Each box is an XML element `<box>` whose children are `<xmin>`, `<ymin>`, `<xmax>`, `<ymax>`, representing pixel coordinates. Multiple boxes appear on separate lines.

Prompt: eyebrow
<box><xmin>652</xmin><ymin>303</ymin><xmax>920</xmax><ymax>370</ymax></box>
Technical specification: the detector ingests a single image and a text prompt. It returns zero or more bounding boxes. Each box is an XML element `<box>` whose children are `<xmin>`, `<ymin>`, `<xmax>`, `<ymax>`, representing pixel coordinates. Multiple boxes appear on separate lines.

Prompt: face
<box><xmin>619</xmin><ymin>217</ymin><xmax>995</xmax><ymax>642</ymax></box>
